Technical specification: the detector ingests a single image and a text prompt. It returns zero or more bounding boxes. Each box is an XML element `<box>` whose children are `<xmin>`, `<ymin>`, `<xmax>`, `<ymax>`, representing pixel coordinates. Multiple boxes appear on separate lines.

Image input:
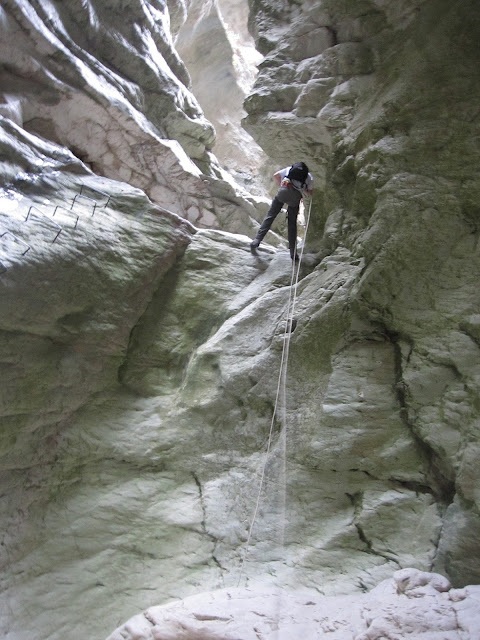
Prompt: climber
<box><xmin>250</xmin><ymin>162</ymin><xmax>313</xmax><ymax>260</ymax></box>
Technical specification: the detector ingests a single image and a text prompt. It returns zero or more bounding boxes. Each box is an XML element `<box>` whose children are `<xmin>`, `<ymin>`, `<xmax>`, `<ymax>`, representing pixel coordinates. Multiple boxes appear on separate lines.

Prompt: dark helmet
<box><xmin>288</xmin><ymin>162</ymin><xmax>309</xmax><ymax>182</ymax></box>
<box><xmin>295</xmin><ymin>161</ymin><xmax>309</xmax><ymax>172</ymax></box>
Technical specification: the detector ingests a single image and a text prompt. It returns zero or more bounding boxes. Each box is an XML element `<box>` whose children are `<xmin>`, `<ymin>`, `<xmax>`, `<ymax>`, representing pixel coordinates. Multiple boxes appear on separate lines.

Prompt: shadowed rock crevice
<box><xmin>118</xmin><ymin>260</ymin><xmax>188</xmax><ymax>395</ymax></box>
<box><xmin>192</xmin><ymin>471</ymin><xmax>226</xmax><ymax>578</ymax></box>
<box><xmin>383</xmin><ymin>328</ymin><xmax>457</xmax><ymax>506</ymax></box>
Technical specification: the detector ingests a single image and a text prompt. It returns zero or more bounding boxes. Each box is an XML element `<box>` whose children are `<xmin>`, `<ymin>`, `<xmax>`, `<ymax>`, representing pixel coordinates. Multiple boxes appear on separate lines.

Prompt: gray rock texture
<box><xmin>107</xmin><ymin>569</ymin><xmax>480</xmax><ymax>640</ymax></box>
<box><xmin>0</xmin><ymin>0</ymin><xmax>266</xmax><ymax>231</ymax></box>
<box><xmin>0</xmin><ymin>0</ymin><xmax>480</xmax><ymax>640</ymax></box>
<box><xmin>243</xmin><ymin>0</ymin><xmax>480</xmax><ymax>589</ymax></box>
<box><xmin>175</xmin><ymin>0</ymin><xmax>269</xmax><ymax>191</ymax></box>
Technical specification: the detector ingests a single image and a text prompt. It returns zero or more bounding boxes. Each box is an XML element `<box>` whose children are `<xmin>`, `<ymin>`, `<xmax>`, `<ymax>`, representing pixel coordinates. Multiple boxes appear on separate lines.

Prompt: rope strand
<box><xmin>236</xmin><ymin>196</ymin><xmax>313</xmax><ymax>587</ymax></box>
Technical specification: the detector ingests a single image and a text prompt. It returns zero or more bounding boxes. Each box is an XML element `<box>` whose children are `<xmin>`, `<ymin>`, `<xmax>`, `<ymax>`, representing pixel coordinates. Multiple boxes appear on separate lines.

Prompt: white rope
<box><xmin>237</xmin><ymin>195</ymin><xmax>313</xmax><ymax>587</ymax></box>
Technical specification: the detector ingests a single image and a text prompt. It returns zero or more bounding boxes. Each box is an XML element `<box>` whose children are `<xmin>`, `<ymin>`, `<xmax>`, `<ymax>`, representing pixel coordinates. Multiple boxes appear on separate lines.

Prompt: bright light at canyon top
<box><xmin>175</xmin><ymin>0</ymin><xmax>268</xmax><ymax>188</ymax></box>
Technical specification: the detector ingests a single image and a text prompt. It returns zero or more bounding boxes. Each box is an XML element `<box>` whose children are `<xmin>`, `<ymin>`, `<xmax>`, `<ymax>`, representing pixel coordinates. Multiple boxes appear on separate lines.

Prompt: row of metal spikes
<box><xmin>0</xmin><ymin>183</ymin><xmax>113</xmax><ymax>274</ymax></box>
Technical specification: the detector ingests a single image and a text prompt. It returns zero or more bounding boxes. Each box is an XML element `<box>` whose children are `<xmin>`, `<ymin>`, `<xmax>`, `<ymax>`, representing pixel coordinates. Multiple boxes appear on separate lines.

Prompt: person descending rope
<box><xmin>238</xmin><ymin>188</ymin><xmax>314</xmax><ymax>587</ymax></box>
<box><xmin>250</xmin><ymin>162</ymin><xmax>313</xmax><ymax>260</ymax></box>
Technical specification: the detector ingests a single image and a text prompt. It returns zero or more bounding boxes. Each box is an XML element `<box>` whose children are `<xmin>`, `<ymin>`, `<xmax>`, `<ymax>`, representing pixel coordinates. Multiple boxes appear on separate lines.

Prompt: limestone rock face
<box><xmin>243</xmin><ymin>0</ymin><xmax>480</xmax><ymax>589</ymax></box>
<box><xmin>1</xmin><ymin>0</ymin><xmax>480</xmax><ymax>640</ymax></box>
<box><xmin>175</xmin><ymin>0</ymin><xmax>269</xmax><ymax>192</ymax></box>
<box><xmin>106</xmin><ymin>569</ymin><xmax>480</xmax><ymax>640</ymax></box>
<box><xmin>0</xmin><ymin>0</ymin><xmax>265</xmax><ymax>232</ymax></box>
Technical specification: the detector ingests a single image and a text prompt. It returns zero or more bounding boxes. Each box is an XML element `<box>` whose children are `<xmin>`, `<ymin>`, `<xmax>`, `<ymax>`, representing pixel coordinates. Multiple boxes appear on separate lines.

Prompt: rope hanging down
<box><xmin>237</xmin><ymin>195</ymin><xmax>314</xmax><ymax>586</ymax></box>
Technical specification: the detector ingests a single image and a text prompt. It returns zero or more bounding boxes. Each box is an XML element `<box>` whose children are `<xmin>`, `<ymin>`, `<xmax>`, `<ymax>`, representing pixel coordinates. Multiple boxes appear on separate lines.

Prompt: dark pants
<box><xmin>254</xmin><ymin>196</ymin><xmax>299</xmax><ymax>258</ymax></box>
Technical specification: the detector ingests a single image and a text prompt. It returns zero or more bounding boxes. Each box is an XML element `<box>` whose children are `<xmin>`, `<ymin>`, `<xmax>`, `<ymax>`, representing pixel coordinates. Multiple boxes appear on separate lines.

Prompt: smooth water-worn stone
<box><xmin>0</xmin><ymin>0</ymin><xmax>265</xmax><ymax>234</ymax></box>
<box><xmin>175</xmin><ymin>0</ymin><xmax>268</xmax><ymax>189</ymax></box>
<box><xmin>0</xmin><ymin>158</ymin><xmax>454</xmax><ymax>639</ymax></box>
<box><xmin>243</xmin><ymin>0</ymin><xmax>480</xmax><ymax>590</ymax></box>
<box><xmin>2</xmin><ymin>1</ymin><xmax>480</xmax><ymax>640</ymax></box>
<box><xmin>106</xmin><ymin>569</ymin><xmax>480</xmax><ymax>640</ymax></box>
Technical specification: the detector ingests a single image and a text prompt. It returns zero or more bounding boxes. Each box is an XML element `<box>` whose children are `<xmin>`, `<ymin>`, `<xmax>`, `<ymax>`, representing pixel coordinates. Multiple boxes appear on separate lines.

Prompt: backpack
<box><xmin>287</xmin><ymin>162</ymin><xmax>309</xmax><ymax>187</ymax></box>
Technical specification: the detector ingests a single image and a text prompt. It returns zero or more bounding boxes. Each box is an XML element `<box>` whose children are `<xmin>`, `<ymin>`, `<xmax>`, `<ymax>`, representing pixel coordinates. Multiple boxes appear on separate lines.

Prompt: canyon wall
<box><xmin>1</xmin><ymin>1</ymin><xmax>480</xmax><ymax>639</ymax></box>
<box><xmin>0</xmin><ymin>0</ymin><xmax>266</xmax><ymax>231</ymax></box>
<box><xmin>243</xmin><ymin>0</ymin><xmax>480</xmax><ymax>585</ymax></box>
<box><xmin>175</xmin><ymin>0</ymin><xmax>270</xmax><ymax>191</ymax></box>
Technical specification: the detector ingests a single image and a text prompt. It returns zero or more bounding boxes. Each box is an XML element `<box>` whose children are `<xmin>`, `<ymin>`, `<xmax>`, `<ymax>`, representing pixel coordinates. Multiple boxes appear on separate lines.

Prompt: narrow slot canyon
<box><xmin>0</xmin><ymin>1</ymin><xmax>480</xmax><ymax>639</ymax></box>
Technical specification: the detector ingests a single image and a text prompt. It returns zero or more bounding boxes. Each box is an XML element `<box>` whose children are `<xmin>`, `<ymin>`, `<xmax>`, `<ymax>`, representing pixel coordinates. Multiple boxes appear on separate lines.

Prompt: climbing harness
<box><xmin>237</xmin><ymin>195</ymin><xmax>313</xmax><ymax>586</ymax></box>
